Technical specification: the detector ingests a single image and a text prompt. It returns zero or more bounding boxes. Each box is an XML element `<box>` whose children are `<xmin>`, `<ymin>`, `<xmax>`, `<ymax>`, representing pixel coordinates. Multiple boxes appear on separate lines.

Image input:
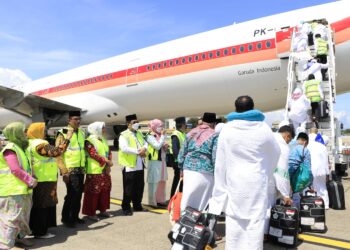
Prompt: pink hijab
<box><xmin>148</xmin><ymin>119</ymin><xmax>163</xmax><ymax>140</ymax></box>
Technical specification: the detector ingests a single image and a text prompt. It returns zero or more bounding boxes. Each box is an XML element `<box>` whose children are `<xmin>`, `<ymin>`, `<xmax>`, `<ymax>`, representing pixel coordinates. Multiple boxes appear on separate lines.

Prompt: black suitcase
<box><xmin>316</xmin><ymin>100</ymin><xmax>329</xmax><ymax>119</ymax></box>
<box><xmin>300</xmin><ymin>192</ymin><xmax>326</xmax><ymax>233</ymax></box>
<box><xmin>268</xmin><ymin>204</ymin><xmax>299</xmax><ymax>246</ymax></box>
<box><xmin>327</xmin><ymin>181</ymin><xmax>346</xmax><ymax>210</ymax></box>
<box><xmin>168</xmin><ymin>206</ymin><xmax>215</xmax><ymax>250</ymax></box>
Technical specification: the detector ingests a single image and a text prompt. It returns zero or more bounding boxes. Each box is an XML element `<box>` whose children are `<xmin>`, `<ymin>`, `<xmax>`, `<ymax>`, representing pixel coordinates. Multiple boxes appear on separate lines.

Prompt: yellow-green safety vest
<box><xmin>147</xmin><ymin>133</ymin><xmax>161</xmax><ymax>161</ymax></box>
<box><xmin>0</xmin><ymin>142</ymin><xmax>32</xmax><ymax>196</ymax></box>
<box><xmin>58</xmin><ymin>128</ymin><xmax>86</xmax><ymax>169</ymax></box>
<box><xmin>26</xmin><ymin>139</ymin><xmax>58</xmax><ymax>182</ymax></box>
<box><xmin>305</xmin><ymin>79</ymin><xmax>321</xmax><ymax>103</ymax></box>
<box><xmin>316</xmin><ymin>38</ymin><xmax>328</xmax><ymax>55</ymax></box>
<box><xmin>118</xmin><ymin>130</ymin><xmax>145</xmax><ymax>168</ymax></box>
<box><xmin>86</xmin><ymin>135</ymin><xmax>109</xmax><ymax>174</ymax></box>
<box><xmin>168</xmin><ymin>130</ymin><xmax>186</xmax><ymax>155</ymax></box>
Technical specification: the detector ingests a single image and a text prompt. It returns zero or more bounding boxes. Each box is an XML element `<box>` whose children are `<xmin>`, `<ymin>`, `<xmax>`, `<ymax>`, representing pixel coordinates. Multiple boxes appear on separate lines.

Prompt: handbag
<box><xmin>168</xmin><ymin>178</ymin><xmax>183</xmax><ymax>225</ymax></box>
<box><xmin>291</xmin><ymin>147</ymin><xmax>311</xmax><ymax>193</ymax></box>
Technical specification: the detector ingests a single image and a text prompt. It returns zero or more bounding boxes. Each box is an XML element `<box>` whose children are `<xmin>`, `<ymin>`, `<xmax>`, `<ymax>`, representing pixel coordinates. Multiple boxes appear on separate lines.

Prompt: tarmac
<box><xmin>25</xmin><ymin>150</ymin><xmax>350</xmax><ymax>250</ymax></box>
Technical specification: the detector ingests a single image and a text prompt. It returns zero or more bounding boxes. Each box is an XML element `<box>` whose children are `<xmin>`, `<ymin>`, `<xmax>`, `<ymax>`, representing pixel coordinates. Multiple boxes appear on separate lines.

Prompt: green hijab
<box><xmin>3</xmin><ymin>122</ymin><xmax>29</xmax><ymax>149</ymax></box>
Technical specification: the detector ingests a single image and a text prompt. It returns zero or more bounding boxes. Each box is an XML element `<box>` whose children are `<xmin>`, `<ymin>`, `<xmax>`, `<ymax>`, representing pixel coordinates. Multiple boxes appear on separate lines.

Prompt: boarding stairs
<box><xmin>284</xmin><ymin>20</ymin><xmax>337</xmax><ymax>170</ymax></box>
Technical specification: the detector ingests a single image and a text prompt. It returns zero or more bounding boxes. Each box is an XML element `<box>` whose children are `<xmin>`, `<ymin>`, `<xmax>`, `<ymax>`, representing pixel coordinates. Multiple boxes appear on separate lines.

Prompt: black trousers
<box><xmin>170</xmin><ymin>165</ymin><xmax>180</xmax><ymax>199</ymax></box>
<box><xmin>122</xmin><ymin>168</ymin><xmax>144</xmax><ymax>211</ymax></box>
<box><xmin>61</xmin><ymin>173</ymin><xmax>85</xmax><ymax>224</ymax></box>
<box><xmin>30</xmin><ymin>206</ymin><xmax>57</xmax><ymax>236</ymax></box>
<box><xmin>311</xmin><ymin>102</ymin><xmax>319</xmax><ymax>116</ymax></box>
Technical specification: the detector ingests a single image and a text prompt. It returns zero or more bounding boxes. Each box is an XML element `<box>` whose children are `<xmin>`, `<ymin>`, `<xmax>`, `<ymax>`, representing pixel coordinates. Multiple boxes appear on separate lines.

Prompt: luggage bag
<box><xmin>327</xmin><ymin>181</ymin><xmax>346</xmax><ymax>210</ymax></box>
<box><xmin>300</xmin><ymin>191</ymin><xmax>326</xmax><ymax>233</ymax></box>
<box><xmin>168</xmin><ymin>206</ymin><xmax>216</xmax><ymax>250</ymax></box>
<box><xmin>316</xmin><ymin>100</ymin><xmax>329</xmax><ymax>119</ymax></box>
<box><xmin>268</xmin><ymin>204</ymin><xmax>299</xmax><ymax>246</ymax></box>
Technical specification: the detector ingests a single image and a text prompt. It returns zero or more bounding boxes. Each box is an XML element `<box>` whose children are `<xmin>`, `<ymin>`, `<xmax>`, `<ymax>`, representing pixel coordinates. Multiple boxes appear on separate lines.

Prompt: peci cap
<box><xmin>126</xmin><ymin>114</ymin><xmax>137</xmax><ymax>123</ymax></box>
<box><xmin>69</xmin><ymin>111</ymin><xmax>81</xmax><ymax>117</ymax></box>
<box><xmin>202</xmin><ymin>112</ymin><xmax>217</xmax><ymax>123</ymax></box>
<box><xmin>175</xmin><ymin>117</ymin><xmax>186</xmax><ymax>125</ymax></box>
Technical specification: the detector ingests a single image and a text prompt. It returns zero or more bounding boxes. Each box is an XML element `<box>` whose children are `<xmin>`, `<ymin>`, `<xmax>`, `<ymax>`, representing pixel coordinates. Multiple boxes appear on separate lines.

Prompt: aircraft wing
<box><xmin>0</xmin><ymin>85</ymin><xmax>81</xmax><ymax>117</ymax></box>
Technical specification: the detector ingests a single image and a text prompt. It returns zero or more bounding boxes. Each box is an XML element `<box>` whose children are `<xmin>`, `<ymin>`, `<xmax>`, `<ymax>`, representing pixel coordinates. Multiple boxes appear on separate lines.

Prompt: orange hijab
<box><xmin>27</xmin><ymin>122</ymin><xmax>45</xmax><ymax>139</ymax></box>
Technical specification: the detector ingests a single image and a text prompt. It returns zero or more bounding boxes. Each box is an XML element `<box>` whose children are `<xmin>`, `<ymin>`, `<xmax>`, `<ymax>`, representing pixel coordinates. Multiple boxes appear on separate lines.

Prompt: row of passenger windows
<box><xmin>53</xmin><ymin>73</ymin><xmax>113</xmax><ymax>92</ymax></box>
<box><xmin>146</xmin><ymin>41</ymin><xmax>272</xmax><ymax>71</ymax></box>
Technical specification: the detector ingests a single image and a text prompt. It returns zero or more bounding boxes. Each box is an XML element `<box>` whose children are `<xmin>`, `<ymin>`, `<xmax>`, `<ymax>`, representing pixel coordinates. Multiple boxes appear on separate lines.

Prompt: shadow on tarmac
<box><xmin>29</xmin><ymin>209</ymin><xmax>125</xmax><ymax>249</ymax></box>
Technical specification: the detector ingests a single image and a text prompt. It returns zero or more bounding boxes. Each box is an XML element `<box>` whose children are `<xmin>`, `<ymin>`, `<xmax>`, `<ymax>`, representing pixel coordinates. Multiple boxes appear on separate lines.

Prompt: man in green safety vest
<box><xmin>303</xmin><ymin>74</ymin><xmax>324</xmax><ymax>127</ymax></box>
<box><xmin>56</xmin><ymin>111</ymin><xmax>86</xmax><ymax>227</ymax></box>
<box><xmin>315</xmin><ymin>33</ymin><xmax>329</xmax><ymax>79</ymax></box>
<box><xmin>118</xmin><ymin>114</ymin><xmax>148</xmax><ymax>216</ymax></box>
<box><xmin>169</xmin><ymin>116</ymin><xmax>187</xmax><ymax>198</ymax></box>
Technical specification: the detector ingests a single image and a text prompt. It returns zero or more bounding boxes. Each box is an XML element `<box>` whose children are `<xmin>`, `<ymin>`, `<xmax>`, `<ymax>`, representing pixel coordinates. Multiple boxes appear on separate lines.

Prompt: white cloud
<box><xmin>0</xmin><ymin>32</ymin><xmax>27</xmax><ymax>43</ymax></box>
<box><xmin>0</xmin><ymin>68</ymin><xmax>31</xmax><ymax>88</ymax></box>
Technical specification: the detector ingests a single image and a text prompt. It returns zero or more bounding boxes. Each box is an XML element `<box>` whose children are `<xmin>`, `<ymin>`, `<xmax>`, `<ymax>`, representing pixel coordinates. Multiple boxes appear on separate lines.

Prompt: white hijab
<box><xmin>88</xmin><ymin>121</ymin><xmax>105</xmax><ymax>139</ymax></box>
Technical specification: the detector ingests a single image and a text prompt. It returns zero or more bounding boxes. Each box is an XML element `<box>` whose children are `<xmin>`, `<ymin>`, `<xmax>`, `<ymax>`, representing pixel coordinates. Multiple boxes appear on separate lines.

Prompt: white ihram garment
<box><xmin>208</xmin><ymin>120</ymin><xmax>280</xmax><ymax>250</ymax></box>
<box><xmin>288</xmin><ymin>95</ymin><xmax>310</xmax><ymax>129</ymax></box>
<box><xmin>180</xmin><ymin>170</ymin><xmax>214</xmax><ymax>212</ymax></box>
<box><xmin>264</xmin><ymin>133</ymin><xmax>291</xmax><ymax>234</ymax></box>
<box><xmin>308</xmin><ymin>140</ymin><xmax>330</xmax><ymax>208</ymax></box>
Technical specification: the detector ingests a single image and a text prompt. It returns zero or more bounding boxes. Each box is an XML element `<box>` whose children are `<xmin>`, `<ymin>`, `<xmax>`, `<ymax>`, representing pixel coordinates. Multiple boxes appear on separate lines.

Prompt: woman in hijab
<box><xmin>145</xmin><ymin>119</ymin><xmax>168</xmax><ymax>207</ymax></box>
<box><xmin>288</xmin><ymin>87</ymin><xmax>310</xmax><ymax>131</ymax></box>
<box><xmin>82</xmin><ymin>122</ymin><xmax>113</xmax><ymax>221</ymax></box>
<box><xmin>0</xmin><ymin>122</ymin><xmax>36</xmax><ymax>249</ymax></box>
<box><xmin>26</xmin><ymin>122</ymin><xmax>72</xmax><ymax>239</ymax></box>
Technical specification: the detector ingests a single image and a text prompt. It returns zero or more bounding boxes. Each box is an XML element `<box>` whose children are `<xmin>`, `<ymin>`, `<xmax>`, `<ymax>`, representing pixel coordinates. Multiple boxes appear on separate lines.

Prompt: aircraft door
<box><xmin>125</xmin><ymin>58</ymin><xmax>140</xmax><ymax>85</ymax></box>
<box><xmin>275</xmin><ymin>26</ymin><xmax>294</xmax><ymax>58</ymax></box>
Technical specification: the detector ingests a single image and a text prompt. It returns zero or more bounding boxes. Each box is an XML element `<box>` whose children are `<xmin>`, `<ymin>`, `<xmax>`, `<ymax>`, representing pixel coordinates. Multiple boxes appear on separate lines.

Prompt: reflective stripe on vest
<box><xmin>59</xmin><ymin>128</ymin><xmax>86</xmax><ymax>168</ymax></box>
<box><xmin>86</xmin><ymin>135</ymin><xmax>109</xmax><ymax>174</ymax></box>
<box><xmin>118</xmin><ymin>130</ymin><xmax>145</xmax><ymax>168</ymax></box>
<box><xmin>0</xmin><ymin>142</ymin><xmax>31</xmax><ymax>196</ymax></box>
<box><xmin>316</xmin><ymin>38</ymin><xmax>328</xmax><ymax>55</ymax></box>
<box><xmin>305</xmin><ymin>79</ymin><xmax>321</xmax><ymax>102</ymax></box>
<box><xmin>26</xmin><ymin>139</ymin><xmax>58</xmax><ymax>182</ymax></box>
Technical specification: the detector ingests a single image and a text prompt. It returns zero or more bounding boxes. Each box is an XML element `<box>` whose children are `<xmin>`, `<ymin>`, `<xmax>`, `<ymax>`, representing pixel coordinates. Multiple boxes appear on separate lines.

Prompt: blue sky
<box><xmin>0</xmin><ymin>0</ymin><xmax>349</xmax><ymax>127</ymax></box>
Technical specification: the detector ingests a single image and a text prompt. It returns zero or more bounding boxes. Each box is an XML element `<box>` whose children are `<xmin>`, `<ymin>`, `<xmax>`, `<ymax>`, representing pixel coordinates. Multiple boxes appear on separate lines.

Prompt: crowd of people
<box><xmin>0</xmin><ymin>93</ymin><xmax>332</xmax><ymax>250</ymax></box>
<box><xmin>289</xmin><ymin>19</ymin><xmax>329</xmax><ymax>130</ymax></box>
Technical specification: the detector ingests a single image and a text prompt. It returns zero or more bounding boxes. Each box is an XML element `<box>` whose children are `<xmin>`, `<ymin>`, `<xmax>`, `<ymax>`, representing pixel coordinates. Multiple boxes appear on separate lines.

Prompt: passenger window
<box><xmin>195</xmin><ymin>55</ymin><xmax>199</xmax><ymax>61</ymax></box>
<box><xmin>248</xmin><ymin>44</ymin><xmax>253</xmax><ymax>51</ymax></box>
<box><xmin>224</xmin><ymin>49</ymin><xmax>228</xmax><ymax>56</ymax></box>
<box><xmin>147</xmin><ymin>65</ymin><xmax>150</xmax><ymax>71</ymax></box>
<box><xmin>182</xmin><ymin>58</ymin><xmax>186</xmax><ymax>64</ymax></box>
<box><xmin>266</xmin><ymin>41</ymin><xmax>271</xmax><ymax>48</ymax></box>
<box><xmin>188</xmin><ymin>56</ymin><xmax>192</xmax><ymax>63</ymax></box>
<box><xmin>216</xmin><ymin>50</ymin><xmax>221</xmax><ymax>57</ymax></box>
<box><xmin>257</xmin><ymin>43</ymin><xmax>262</xmax><ymax>49</ymax></box>
<box><xmin>158</xmin><ymin>63</ymin><xmax>162</xmax><ymax>68</ymax></box>
<box><xmin>209</xmin><ymin>52</ymin><xmax>213</xmax><ymax>58</ymax></box>
<box><xmin>152</xmin><ymin>64</ymin><xmax>156</xmax><ymax>70</ymax></box>
<box><xmin>169</xmin><ymin>61</ymin><xmax>173</xmax><ymax>66</ymax></box>
<box><xmin>175</xmin><ymin>59</ymin><xmax>179</xmax><ymax>65</ymax></box>
<box><xmin>164</xmin><ymin>62</ymin><xmax>167</xmax><ymax>67</ymax></box>
<box><xmin>202</xmin><ymin>53</ymin><xmax>206</xmax><ymax>59</ymax></box>
<box><xmin>239</xmin><ymin>46</ymin><xmax>244</xmax><ymax>52</ymax></box>
<box><xmin>231</xmin><ymin>47</ymin><xmax>236</xmax><ymax>54</ymax></box>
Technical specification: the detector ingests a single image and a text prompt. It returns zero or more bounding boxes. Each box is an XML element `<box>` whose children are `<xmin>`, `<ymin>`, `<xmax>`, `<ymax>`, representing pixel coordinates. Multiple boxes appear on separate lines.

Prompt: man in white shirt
<box><xmin>265</xmin><ymin>125</ymin><xmax>294</xmax><ymax>236</ymax></box>
<box><xmin>209</xmin><ymin>96</ymin><xmax>280</xmax><ymax>250</ymax></box>
<box><xmin>118</xmin><ymin>114</ymin><xmax>148</xmax><ymax>215</ymax></box>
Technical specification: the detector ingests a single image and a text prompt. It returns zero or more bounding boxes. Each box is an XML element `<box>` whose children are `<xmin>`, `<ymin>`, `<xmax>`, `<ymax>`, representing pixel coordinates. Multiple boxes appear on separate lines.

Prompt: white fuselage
<box><xmin>1</xmin><ymin>1</ymin><xmax>350</xmax><ymax>127</ymax></box>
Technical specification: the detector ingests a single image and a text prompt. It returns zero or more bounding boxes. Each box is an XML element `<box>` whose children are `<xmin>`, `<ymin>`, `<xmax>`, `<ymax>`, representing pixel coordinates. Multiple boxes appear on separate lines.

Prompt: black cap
<box><xmin>175</xmin><ymin>117</ymin><xmax>186</xmax><ymax>125</ymax></box>
<box><xmin>126</xmin><ymin>114</ymin><xmax>137</xmax><ymax>122</ymax></box>
<box><xmin>202</xmin><ymin>112</ymin><xmax>216</xmax><ymax>123</ymax></box>
<box><xmin>69</xmin><ymin>111</ymin><xmax>81</xmax><ymax>117</ymax></box>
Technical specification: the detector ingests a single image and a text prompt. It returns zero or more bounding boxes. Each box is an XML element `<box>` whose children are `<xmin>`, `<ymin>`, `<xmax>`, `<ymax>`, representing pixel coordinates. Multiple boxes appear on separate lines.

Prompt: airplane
<box><xmin>0</xmin><ymin>0</ymin><xmax>349</xmax><ymax>136</ymax></box>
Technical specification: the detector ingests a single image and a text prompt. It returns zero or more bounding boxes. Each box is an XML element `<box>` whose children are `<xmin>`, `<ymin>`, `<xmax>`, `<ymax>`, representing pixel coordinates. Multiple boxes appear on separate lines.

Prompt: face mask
<box><xmin>156</xmin><ymin>127</ymin><xmax>162</xmax><ymax>133</ymax></box>
<box><xmin>132</xmin><ymin>123</ymin><xmax>140</xmax><ymax>131</ymax></box>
